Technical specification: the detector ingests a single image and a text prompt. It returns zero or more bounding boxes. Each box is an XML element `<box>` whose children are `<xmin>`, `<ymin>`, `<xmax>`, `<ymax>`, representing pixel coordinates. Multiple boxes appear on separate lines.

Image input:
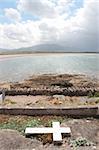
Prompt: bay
<box><xmin>0</xmin><ymin>53</ymin><xmax>99</xmax><ymax>82</ymax></box>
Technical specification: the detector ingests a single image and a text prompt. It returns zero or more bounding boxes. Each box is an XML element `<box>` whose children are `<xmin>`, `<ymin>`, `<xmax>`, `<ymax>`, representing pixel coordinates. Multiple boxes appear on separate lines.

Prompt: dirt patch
<box><xmin>1</xmin><ymin>95</ymin><xmax>99</xmax><ymax>108</ymax></box>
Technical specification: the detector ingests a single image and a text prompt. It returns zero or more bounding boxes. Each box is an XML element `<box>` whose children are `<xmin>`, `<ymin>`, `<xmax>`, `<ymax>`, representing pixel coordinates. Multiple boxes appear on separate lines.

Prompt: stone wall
<box><xmin>0</xmin><ymin>87</ymin><xmax>99</xmax><ymax>96</ymax></box>
<box><xmin>0</xmin><ymin>106</ymin><xmax>98</xmax><ymax>117</ymax></box>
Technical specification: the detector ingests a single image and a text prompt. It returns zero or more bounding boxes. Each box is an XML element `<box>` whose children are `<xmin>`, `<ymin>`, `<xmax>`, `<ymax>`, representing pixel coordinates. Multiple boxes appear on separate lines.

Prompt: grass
<box><xmin>89</xmin><ymin>92</ymin><xmax>99</xmax><ymax>98</ymax></box>
<box><xmin>0</xmin><ymin>115</ymin><xmax>66</xmax><ymax>135</ymax></box>
<box><xmin>0</xmin><ymin>116</ymin><xmax>41</xmax><ymax>134</ymax></box>
<box><xmin>94</xmin><ymin>92</ymin><xmax>99</xmax><ymax>97</ymax></box>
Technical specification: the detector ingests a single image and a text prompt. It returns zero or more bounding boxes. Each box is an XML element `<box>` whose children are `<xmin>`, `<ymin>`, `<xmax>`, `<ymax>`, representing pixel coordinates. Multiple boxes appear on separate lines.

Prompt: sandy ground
<box><xmin>0</xmin><ymin>95</ymin><xmax>99</xmax><ymax>108</ymax></box>
<box><xmin>0</xmin><ymin>53</ymin><xmax>95</xmax><ymax>57</ymax></box>
<box><xmin>0</xmin><ymin>53</ymin><xmax>67</xmax><ymax>60</ymax></box>
<box><xmin>0</xmin><ymin>115</ymin><xmax>99</xmax><ymax>150</ymax></box>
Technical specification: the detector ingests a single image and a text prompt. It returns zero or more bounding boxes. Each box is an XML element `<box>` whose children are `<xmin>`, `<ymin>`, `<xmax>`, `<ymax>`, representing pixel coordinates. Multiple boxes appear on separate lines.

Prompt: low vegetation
<box><xmin>0</xmin><ymin>115</ymin><xmax>65</xmax><ymax>135</ymax></box>
<box><xmin>3</xmin><ymin>99</ymin><xmax>17</xmax><ymax>105</ymax></box>
<box><xmin>89</xmin><ymin>92</ymin><xmax>99</xmax><ymax>98</ymax></box>
<box><xmin>70</xmin><ymin>137</ymin><xmax>94</xmax><ymax>148</ymax></box>
<box><xmin>0</xmin><ymin>115</ymin><xmax>97</xmax><ymax>146</ymax></box>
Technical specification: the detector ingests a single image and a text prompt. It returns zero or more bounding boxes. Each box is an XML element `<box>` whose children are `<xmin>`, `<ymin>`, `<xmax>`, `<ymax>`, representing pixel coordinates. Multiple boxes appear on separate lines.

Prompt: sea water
<box><xmin>0</xmin><ymin>53</ymin><xmax>99</xmax><ymax>82</ymax></box>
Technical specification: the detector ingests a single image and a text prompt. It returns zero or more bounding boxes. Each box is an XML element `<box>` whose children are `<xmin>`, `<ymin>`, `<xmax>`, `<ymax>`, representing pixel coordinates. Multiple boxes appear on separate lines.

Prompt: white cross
<box><xmin>25</xmin><ymin>122</ymin><xmax>71</xmax><ymax>143</ymax></box>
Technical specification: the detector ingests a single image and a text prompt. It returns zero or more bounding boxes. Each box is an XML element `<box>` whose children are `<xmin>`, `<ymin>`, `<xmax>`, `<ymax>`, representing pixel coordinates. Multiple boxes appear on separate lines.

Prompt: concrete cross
<box><xmin>25</xmin><ymin>122</ymin><xmax>71</xmax><ymax>143</ymax></box>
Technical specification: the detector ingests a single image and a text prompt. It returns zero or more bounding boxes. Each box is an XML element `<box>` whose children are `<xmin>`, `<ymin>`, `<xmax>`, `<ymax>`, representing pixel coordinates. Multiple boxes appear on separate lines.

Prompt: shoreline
<box><xmin>0</xmin><ymin>73</ymin><xmax>99</xmax><ymax>97</ymax></box>
<box><xmin>0</xmin><ymin>73</ymin><xmax>99</xmax><ymax>89</ymax></box>
<box><xmin>0</xmin><ymin>52</ymin><xmax>98</xmax><ymax>60</ymax></box>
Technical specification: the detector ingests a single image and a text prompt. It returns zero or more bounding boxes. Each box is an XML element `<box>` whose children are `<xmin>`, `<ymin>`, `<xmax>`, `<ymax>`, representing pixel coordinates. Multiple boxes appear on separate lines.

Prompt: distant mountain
<box><xmin>0</xmin><ymin>48</ymin><xmax>8</xmax><ymax>52</ymax></box>
<box><xmin>0</xmin><ymin>44</ymin><xmax>98</xmax><ymax>54</ymax></box>
<box><xmin>0</xmin><ymin>44</ymin><xmax>71</xmax><ymax>54</ymax></box>
<box><xmin>16</xmin><ymin>44</ymin><xmax>66</xmax><ymax>52</ymax></box>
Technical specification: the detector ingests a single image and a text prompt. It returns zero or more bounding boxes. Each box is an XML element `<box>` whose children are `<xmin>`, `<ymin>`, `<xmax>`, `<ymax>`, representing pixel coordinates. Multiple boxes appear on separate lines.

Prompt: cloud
<box><xmin>0</xmin><ymin>21</ymin><xmax>41</xmax><ymax>48</ymax></box>
<box><xmin>0</xmin><ymin>0</ymin><xmax>98</xmax><ymax>51</ymax></box>
<box><xmin>37</xmin><ymin>0</ymin><xmax>98</xmax><ymax>50</ymax></box>
<box><xmin>4</xmin><ymin>8</ymin><xmax>21</xmax><ymax>21</ymax></box>
<box><xmin>17</xmin><ymin>0</ymin><xmax>57</xmax><ymax>18</ymax></box>
<box><xmin>17</xmin><ymin>0</ymin><xmax>75</xmax><ymax>19</ymax></box>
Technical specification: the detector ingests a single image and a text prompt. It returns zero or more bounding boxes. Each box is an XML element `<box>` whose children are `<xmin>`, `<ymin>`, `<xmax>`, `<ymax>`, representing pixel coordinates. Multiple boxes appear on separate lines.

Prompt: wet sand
<box><xmin>0</xmin><ymin>52</ymin><xmax>97</xmax><ymax>60</ymax></box>
<box><xmin>0</xmin><ymin>53</ymin><xmax>67</xmax><ymax>59</ymax></box>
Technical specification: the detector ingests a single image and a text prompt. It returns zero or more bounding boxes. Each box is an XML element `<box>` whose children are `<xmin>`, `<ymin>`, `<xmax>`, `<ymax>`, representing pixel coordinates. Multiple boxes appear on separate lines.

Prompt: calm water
<box><xmin>0</xmin><ymin>53</ymin><xmax>99</xmax><ymax>82</ymax></box>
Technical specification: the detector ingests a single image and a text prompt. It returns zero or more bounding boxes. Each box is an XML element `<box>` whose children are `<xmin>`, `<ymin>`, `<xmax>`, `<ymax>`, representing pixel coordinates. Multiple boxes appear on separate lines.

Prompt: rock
<box><xmin>53</xmin><ymin>95</ymin><xmax>65</xmax><ymax>101</ymax></box>
<box><xmin>50</xmin><ymin>99</ymin><xmax>63</xmax><ymax>105</ymax></box>
<box><xmin>51</xmin><ymin>81</ymin><xmax>73</xmax><ymax>87</ymax></box>
<box><xmin>0</xmin><ymin>129</ymin><xmax>42</xmax><ymax>150</ymax></box>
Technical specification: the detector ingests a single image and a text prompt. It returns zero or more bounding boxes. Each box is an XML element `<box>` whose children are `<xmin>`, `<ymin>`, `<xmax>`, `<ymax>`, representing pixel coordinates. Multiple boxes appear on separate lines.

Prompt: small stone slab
<box><xmin>25</xmin><ymin>121</ymin><xmax>71</xmax><ymax>143</ymax></box>
<box><xmin>0</xmin><ymin>90</ymin><xmax>5</xmax><ymax>102</ymax></box>
<box><xmin>0</xmin><ymin>94</ymin><xmax>3</xmax><ymax>101</ymax></box>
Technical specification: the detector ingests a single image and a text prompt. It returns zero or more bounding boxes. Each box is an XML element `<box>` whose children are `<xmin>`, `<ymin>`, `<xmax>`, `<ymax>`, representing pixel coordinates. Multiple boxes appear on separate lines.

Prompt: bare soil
<box><xmin>1</xmin><ymin>95</ymin><xmax>99</xmax><ymax>108</ymax></box>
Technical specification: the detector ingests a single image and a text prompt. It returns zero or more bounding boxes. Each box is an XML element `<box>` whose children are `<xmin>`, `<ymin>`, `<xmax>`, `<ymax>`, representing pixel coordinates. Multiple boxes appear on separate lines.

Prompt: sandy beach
<box><xmin>0</xmin><ymin>52</ymin><xmax>98</xmax><ymax>59</ymax></box>
<box><xmin>0</xmin><ymin>53</ymin><xmax>67</xmax><ymax>58</ymax></box>
<box><xmin>0</xmin><ymin>53</ymin><xmax>69</xmax><ymax>62</ymax></box>
<box><xmin>0</xmin><ymin>53</ymin><xmax>46</xmax><ymax>60</ymax></box>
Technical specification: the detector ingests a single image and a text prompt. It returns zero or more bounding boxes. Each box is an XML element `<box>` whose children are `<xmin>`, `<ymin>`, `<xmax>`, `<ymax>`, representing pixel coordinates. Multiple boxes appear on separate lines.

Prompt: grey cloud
<box><xmin>17</xmin><ymin>0</ymin><xmax>57</xmax><ymax>18</ymax></box>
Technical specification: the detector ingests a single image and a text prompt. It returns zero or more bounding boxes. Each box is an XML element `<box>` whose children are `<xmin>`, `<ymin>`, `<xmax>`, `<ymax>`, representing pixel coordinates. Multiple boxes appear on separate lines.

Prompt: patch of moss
<box><xmin>70</xmin><ymin>137</ymin><xmax>94</xmax><ymax>148</ymax></box>
<box><xmin>89</xmin><ymin>92</ymin><xmax>99</xmax><ymax>98</ymax></box>
<box><xmin>4</xmin><ymin>99</ymin><xmax>17</xmax><ymax>105</ymax></box>
<box><xmin>94</xmin><ymin>92</ymin><xmax>99</xmax><ymax>97</ymax></box>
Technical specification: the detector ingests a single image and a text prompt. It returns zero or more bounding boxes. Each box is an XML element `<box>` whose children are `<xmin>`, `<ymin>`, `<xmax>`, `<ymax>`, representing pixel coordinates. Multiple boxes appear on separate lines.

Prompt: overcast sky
<box><xmin>0</xmin><ymin>0</ymin><xmax>98</xmax><ymax>51</ymax></box>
